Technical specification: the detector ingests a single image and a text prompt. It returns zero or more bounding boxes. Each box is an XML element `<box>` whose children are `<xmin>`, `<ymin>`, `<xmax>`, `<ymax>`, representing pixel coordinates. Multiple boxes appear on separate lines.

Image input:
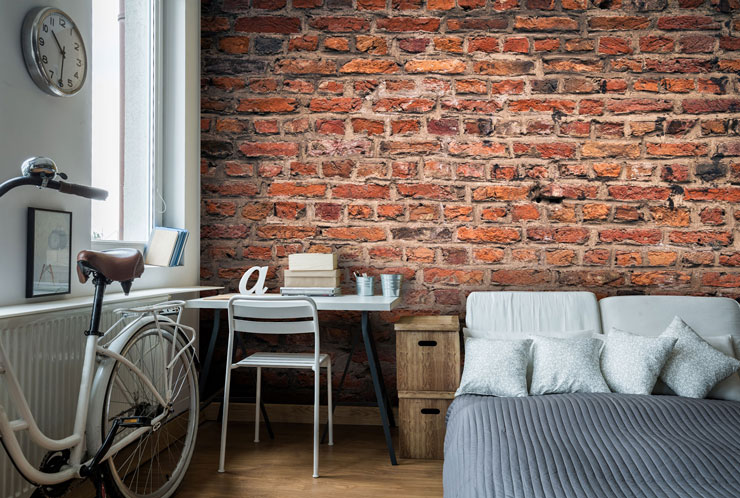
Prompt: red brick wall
<box><xmin>200</xmin><ymin>1</ymin><xmax>740</xmax><ymax>402</ymax></box>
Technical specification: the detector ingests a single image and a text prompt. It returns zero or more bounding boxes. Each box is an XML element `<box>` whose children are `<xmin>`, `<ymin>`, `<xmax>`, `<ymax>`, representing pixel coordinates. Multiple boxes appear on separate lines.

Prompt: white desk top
<box><xmin>186</xmin><ymin>294</ymin><xmax>401</xmax><ymax>312</ymax></box>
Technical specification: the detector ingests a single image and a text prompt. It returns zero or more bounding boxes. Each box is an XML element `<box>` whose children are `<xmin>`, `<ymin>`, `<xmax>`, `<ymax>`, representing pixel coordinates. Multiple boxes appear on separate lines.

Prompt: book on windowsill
<box><xmin>280</xmin><ymin>287</ymin><xmax>342</xmax><ymax>297</ymax></box>
<box><xmin>144</xmin><ymin>227</ymin><xmax>189</xmax><ymax>267</ymax></box>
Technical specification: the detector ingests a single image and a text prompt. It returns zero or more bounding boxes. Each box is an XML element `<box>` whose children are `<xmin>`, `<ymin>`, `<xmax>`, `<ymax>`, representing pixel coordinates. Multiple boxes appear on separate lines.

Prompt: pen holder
<box><xmin>356</xmin><ymin>276</ymin><xmax>374</xmax><ymax>296</ymax></box>
<box><xmin>381</xmin><ymin>274</ymin><xmax>402</xmax><ymax>297</ymax></box>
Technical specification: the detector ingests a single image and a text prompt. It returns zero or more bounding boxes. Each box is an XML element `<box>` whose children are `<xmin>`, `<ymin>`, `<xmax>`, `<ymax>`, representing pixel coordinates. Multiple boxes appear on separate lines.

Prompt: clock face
<box><xmin>22</xmin><ymin>7</ymin><xmax>88</xmax><ymax>97</ymax></box>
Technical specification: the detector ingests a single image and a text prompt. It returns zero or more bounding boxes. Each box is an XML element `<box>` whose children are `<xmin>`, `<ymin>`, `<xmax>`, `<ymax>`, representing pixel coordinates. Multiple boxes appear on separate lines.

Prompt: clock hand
<box><xmin>51</xmin><ymin>31</ymin><xmax>63</xmax><ymax>54</ymax></box>
<box><xmin>59</xmin><ymin>49</ymin><xmax>65</xmax><ymax>86</ymax></box>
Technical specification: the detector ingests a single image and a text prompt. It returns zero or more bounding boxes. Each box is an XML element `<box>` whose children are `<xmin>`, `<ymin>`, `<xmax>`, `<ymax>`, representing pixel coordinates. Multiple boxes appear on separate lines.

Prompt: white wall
<box><xmin>0</xmin><ymin>0</ymin><xmax>200</xmax><ymax>307</ymax></box>
<box><xmin>0</xmin><ymin>0</ymin><xmax>92</xmax><ymax>306</ymax></box>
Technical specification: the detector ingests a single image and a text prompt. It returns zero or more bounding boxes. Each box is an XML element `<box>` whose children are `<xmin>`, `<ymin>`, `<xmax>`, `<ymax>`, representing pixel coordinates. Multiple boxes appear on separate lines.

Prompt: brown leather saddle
<box><xmin>77</xmin><ymin>248</ymin><xmax>145</xmax><ymax>294</ymax></box>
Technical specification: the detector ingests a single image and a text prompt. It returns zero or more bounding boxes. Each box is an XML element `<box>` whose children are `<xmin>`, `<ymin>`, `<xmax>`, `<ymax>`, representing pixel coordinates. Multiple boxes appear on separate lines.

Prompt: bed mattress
<box><xmin>443</xmin><ymin>393</ymin><xmax>740</xmax><ymax>498</ymax></box>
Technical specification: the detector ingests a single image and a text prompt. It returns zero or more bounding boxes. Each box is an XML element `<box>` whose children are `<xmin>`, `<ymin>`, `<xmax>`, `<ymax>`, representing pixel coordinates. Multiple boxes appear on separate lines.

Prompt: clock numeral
<box><xmin>41</xmin><ymin>55</ymin><xmax>48</xmax><ymax>64</ymax></box>
<box><xmin>58</xmin><ymin>79</ymin><xmax>64</xmax><ymax>88</ymax></box>
<box><xmin>38</xmin><ymin>37</ymin><xmax>45</xmax><ymax>46</ymax></box>
<box><xmin>49</xmin><ymin>70</ymin><xmax>54</xmax><ymax>79</ymax></box>
<box><xmin>49</xmin><ymin>17</ymin><xmax>54</xmax><ymax>26</ymax></box>
<box><xmin>42</xmin><ymin>24</ymin><xmax>48</xmax><ymax>33</ymax></box>
<box><xmin>67</xmin><ymin>79</ymin><xmax>73</xmax><ymax>87</ymax></box>
<box><xmin>59</xmin><ymin>19</ymin><xmax>66</xmax><ymax>28</ymax></box>
<box><xmin>76</xmin><ymin>58</ymin><xmax>82</xmax><ymax>67</ymax></box>
<box><xmin>74</xmin><ymin>71</ymin><xmax>79</xmax><ymax>79</ymax></box>
<box><xmin>74</xmin><ymin>42</ymin><xmax>80</xmax><ymax>51</ymax></box>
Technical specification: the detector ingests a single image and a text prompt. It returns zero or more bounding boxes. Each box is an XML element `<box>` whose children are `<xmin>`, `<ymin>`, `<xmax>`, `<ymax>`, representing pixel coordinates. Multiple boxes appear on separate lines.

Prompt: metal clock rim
<box><xmin>21</xmin><ymin>6</ymin><xmax>88</xmax><ymax>98</ymax></box>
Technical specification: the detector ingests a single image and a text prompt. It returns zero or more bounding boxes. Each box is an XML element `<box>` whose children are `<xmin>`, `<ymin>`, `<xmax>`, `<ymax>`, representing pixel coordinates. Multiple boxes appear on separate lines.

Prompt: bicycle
<box><xmin>0</xmin><ymin>157</ymin><xmax>199</xmax><ymax>498</ymax></box>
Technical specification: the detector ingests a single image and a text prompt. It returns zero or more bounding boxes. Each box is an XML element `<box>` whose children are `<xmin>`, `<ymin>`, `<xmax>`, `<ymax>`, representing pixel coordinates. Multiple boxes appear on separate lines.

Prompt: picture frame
<box><xmin>26</xmin><ymin>207</ymin><xmax>72</xmax><ymax>298</ymax></box>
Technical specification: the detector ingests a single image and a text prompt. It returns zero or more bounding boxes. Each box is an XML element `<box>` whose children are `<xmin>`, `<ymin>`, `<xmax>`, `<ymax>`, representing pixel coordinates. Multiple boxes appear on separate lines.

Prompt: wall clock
<box><xmin>21</xmin><ymin>7</ymin><xmax>88</xmax><ymax>97</ymax></box>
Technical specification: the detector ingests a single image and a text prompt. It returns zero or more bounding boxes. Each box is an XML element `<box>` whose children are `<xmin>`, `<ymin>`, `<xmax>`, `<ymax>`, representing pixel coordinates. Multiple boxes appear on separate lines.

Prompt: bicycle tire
<box><xmin>100</xmin><ymin>325</ymin><xmax>198</xmax><ymax>498</ymax></box>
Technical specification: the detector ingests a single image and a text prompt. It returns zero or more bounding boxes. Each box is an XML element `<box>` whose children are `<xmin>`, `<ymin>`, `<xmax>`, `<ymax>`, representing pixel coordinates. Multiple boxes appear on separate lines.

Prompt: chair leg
<box><xmin>218</xmin><ymin>365</ymin><xmax>233</xmax><ymax>473</ymax></box>
<box><xmin>327</xmin><ymin>361</ymin><xmax>333</xmax><ymax>446</ymax></box>
<box><xmin>255</xmin><ymin>367</ymin><xmax>262</xmax><ymax>443</ymax></box>
<box><xmin>313</xmin><ymin>367</ymin><xmax>319</xmax><ymax>478</ymax></box>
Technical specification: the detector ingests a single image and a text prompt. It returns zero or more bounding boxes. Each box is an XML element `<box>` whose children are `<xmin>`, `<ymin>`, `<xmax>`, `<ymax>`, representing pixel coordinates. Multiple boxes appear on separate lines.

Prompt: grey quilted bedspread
<box><xmin>443</xmin><ymin>393</ymin><xmax>740</xmax><ymax>498</ymax></box>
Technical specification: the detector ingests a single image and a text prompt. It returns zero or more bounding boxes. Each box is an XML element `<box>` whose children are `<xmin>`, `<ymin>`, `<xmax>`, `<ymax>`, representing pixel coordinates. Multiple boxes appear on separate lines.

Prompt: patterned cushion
<box><xmin>456</xmin><ymin>337</ymin><xmax>531</xmax><ymax>398</ymax></box>
<box><xmin>659</xmin><ymin>316</ymin><xmax>740</xmax><ymax>399</ymax></box>
<box><xmin>530</xmin><ymin>336</ymin><xmax>610</xmax><ymax>395</ymax></box>
<box><xmin>601</xmin><ymin>329</ymin><xmax>676</xmax><ymax>395</ymax></box>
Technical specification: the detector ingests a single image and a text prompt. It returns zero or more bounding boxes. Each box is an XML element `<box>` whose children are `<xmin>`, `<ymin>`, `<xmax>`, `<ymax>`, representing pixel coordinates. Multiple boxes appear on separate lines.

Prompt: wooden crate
<box><xmin>395</xmin><ymin>315</ymin><xmax>460</xmax><ymax>392</ymax></box>
<box><xmin>399</xmin><ymin>391</ymin><xmax>454</xmax><ymax>460</ymax></box>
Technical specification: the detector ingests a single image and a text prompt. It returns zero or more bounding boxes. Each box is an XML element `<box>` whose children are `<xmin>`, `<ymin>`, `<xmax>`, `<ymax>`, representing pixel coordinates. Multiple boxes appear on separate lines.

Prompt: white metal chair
<box><xmin>218</xmin><ymin>295</ymin><xmax>333</xmax><ymax>478</ymax></box>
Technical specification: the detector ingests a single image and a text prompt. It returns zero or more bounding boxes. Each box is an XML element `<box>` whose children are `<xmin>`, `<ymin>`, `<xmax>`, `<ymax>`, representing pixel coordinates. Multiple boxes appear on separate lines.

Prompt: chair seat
<box><xmin>235</xmin><ymin>352</ymin><xmax>330</xmax><ymax>370</ymax></box>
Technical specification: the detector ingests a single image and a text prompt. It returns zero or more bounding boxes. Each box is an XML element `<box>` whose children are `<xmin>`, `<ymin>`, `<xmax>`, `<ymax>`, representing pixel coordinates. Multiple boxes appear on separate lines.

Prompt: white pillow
<box><xmin>658</xmin><ymin>317</ymin><xmax>740</xmax><ymax>399</ymax></box>
<box><xmin>659</xmin><ymin>335</ymin><xmax>740</xmax><ymax>401</ymax></box>
<box><xmin>530</xmin><ymin>336</ymin><xmax>610</xmax><ymax>395</ymax></box>
<box><xmin>600</xmin><ymin>329</ymin><xmax>676</xmax><ymax>395</ymax></box>
<box><xmin>456</xmin><ymin>338</ymin><xmax>531</xmax><ymax>398</ymax></box>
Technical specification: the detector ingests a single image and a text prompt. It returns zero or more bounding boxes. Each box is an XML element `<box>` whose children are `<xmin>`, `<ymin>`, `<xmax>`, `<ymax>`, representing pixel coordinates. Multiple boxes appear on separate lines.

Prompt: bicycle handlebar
<box><xmin>0</xmin><ymin>176</ymin><xmax>108</xmax><ymax>201</ymax></box>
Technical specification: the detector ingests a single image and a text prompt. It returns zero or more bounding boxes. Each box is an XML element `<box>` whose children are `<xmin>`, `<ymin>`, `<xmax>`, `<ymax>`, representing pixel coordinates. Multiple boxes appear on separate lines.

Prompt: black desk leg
<box><xmin>361</xmin><ymin>311</ymin><xmax>397</xmax><ymax>465</ymax></box>
<box><xmin>365</xmin><ymin>317</ymin><xmax>396</xmax><ymax>428</ymax></box>
<box><xmin>199</xmin><ymin>310</ymin><xmax>221</xmax><ymax>395</ymax></box>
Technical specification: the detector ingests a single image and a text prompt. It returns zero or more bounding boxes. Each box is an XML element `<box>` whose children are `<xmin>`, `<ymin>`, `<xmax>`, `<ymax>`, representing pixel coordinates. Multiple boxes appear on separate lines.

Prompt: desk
<box><xmin>186</xmin><ymin>294</ymin><xmax>401</xmax><ymax>465</ymax></box>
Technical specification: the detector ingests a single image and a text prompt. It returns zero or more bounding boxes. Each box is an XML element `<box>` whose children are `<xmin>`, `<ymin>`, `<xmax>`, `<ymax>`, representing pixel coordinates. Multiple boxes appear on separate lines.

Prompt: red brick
<box><xmin>374</xmin><ymin>98</ymin><xmax>435</xmax><ymax>113</ymax></box>
<box><xmin>356</xmin><ymin>36</ymin><xmax>388</xmax><ymax>55</ymax></box>
<box><xmin>340</xmin><ymin>59</ymin><xmax>399</xmax><ymax>74</ymax></box>
<box><xmin>425</xmin><ymin>268</ymin><xmax>485</xmax><ymax>285</ymax></box>
<box><xmin>599</xmin><ymin>37</ymin><xmax>632</xmax><ymax>55</ymax></box>
<box><xmin>309</xmin><ymin>98</ymin><xmax>363</xmax><ymax>112</ymax></box>
<box><xmin>492</xmin><ymin>270</ymin><xmax>551</xmax><ymax>286</ymax></box>
<box><xmin>514</xmin><ymin>16</ymin><xmax>579</xmax><ymax>31</ymax></box>
<box><xmin>458</xmin><ymin>227</ymin><xmax>521</xmax><ymax>243</ymax></box>
<box><xmin>323</xmin><ymin>227</ymin><xmax>386</xmax><ymax>241</ymax></box>
<box><xmin>473</xmin><ymin>61</ymin><xmax>534</xmax><ymax>76</ymax></box>
<box><xmin>234</xmin><ymin>16</ymin><xmax>301</xmax><ymax>33</ymax></box>
<box><xmin>599</xmin><ymin>229</ymin><xmax>662</xmax><ymax>245</ymax></box>
<box><xmin>267</xmin><ymin>182</ymin><xmax>326</xmax><ymax>197</ymax></box>
<box><xmin>657</xmin><ymin>16</ymin><xmax>721</xmax><ymax>31</ymax></box>
<box><xmin>503</xmin><ymin>37</ymin><xmax>529</xmax><ymax>54</ymax></box>
<box><xmin>468</xmin><ymin>37</ymin><xmax>499</xmax><ymax>53</ymax></box>
<box><xmin>589</xmin><ymin>16</ymin><xmax>651</xmax><ymax>30</ymax></box>
<box><xmin>646</xmin><ymin>142</ymin><xmax>708</xmax><ymax>157</ymax></box>
<box><xmin>240</xmin><ymin>142</ymin><xmax>299</xmax><ymax>157</ymax></box>
<box><xmin>405</xmin><ymin>59</ymin><xmax>467</xmax><ymax>74</ymax></box>
<box><xmin>276</xmin><ymin>59</ymin><xmax>337</xmax><ymax>74</ymax></box>
<box><xmin>218</xmin><ymin>36</ymin><xmax>250</xmax><ymax>54</ymax></box>
<box><xmin>237</xmin><ymin>98</ymin><xmax>297</xmax><ymax>113</ymax></box>
<box><xmin>308</xmin><ymin>17</ymin><xmax>369</xmax><ymax>32</ymax></box>
<box><xmin>377</xmin><ymin>17</ymin><xmax>441</xmax><ymax>32</ymax></box>
<box><xmin>668</xmin><ymin>230</ymin><xmax>732</xmax><ymax>246</ymax></box>
<box><xmin>640</xmin><ymin>36</ymin><xmax>674</xmax><ymax>53</ymax></box>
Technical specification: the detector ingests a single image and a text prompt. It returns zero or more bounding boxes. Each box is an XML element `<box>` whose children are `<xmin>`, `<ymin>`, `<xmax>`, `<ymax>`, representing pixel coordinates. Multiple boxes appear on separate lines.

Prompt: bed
<box><xmin>444</xmin><ymin>292</ymin><xmax>740</xmax><ymax>498</ymax></box>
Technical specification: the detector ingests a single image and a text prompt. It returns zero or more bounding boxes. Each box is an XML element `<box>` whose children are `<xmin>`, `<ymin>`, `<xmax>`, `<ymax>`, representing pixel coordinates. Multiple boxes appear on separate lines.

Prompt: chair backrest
<box><xmin>228</xmin><ymin>295</ymin><xmax>320</xmax><ymax>336</ymax></box>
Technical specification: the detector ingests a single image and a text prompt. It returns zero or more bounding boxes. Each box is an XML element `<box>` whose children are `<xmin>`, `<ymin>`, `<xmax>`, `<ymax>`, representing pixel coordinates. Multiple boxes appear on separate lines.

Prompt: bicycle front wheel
<box><xmin>101</xmin><ymin>325</ymin><xmax>199</xmax><ymax>498</ymax></box>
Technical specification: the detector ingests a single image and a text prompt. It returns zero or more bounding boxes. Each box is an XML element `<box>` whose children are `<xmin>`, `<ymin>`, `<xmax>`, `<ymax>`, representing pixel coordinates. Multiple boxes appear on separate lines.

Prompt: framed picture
<box><xmin>26</xmin><ymin>208</ymin><xmax>72</xmax><ymax>298</ymax></box>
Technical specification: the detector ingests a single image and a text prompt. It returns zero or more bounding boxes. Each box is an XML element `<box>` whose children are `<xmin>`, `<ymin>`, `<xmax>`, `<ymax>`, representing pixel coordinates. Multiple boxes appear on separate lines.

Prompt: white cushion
<box><xmin>600</xmin><ymin>329</ymin><xmax>676</xmax><ymax>395</ymax></box>
<box><xmin>465</xmin><ymin>291</ymin><xmax>601</xmax><ymax>339</ymax></box>
<box><xmin>658</xmin><ymin>317</ymin><xmax>740</xmax><ymax>399</ymax></box>
<box><xmin>456</xmin><ymin>338</ymin><xmax>531</xmax><ymax>398</ymax></box>
<box><xmin>530</xmin><ymin>337</ymin><xmax>610</xmax><ymax>395</ymax></box>
<box><xmin>600</xmin><ymin>295</ymin><xmax>740</xmax><ymax>338</ymax></box>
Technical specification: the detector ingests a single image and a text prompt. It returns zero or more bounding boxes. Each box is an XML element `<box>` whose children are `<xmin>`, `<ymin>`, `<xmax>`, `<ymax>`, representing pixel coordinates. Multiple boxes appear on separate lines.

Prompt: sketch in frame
<box><xmin>26</xmin><ymin>208</ymin><xmax>72</xmax><ymax>298</ymax></box>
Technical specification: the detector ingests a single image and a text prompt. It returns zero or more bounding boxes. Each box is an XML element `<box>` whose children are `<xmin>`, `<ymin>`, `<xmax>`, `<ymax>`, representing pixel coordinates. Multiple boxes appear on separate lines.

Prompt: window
<box><xmin>91</xmin><ymin>0</ymin><xmax>161</xmax><ymax>242</ymax></box>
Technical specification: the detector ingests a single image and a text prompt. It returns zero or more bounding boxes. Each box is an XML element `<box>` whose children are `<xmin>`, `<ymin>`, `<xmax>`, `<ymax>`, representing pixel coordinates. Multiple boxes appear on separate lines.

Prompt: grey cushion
<box><xmin>659</xmin><ymin>316</ymin><xmax>740</xmax><ymax>399</ymax></box>
<box><xmin>601</xmin><ymin>328</ymin><xmax>676</xmax><ymax>395</ymax></box>
<box><xmin>530</xmin><ymin>337</ymin><xmax>610</xmax><ymax>395</ymax></box>
<box><xmin>456</xmin><ymin>338</ymin><xmax>531</xmax><ymax>398</ymax></box>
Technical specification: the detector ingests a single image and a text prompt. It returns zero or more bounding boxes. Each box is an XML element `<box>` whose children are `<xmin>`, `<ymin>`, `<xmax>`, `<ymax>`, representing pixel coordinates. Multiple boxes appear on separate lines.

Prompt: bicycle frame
<box><xmin>0</xmin><ymin>303</ymin><xmax>196</xmax><ymax>486</ymax></box>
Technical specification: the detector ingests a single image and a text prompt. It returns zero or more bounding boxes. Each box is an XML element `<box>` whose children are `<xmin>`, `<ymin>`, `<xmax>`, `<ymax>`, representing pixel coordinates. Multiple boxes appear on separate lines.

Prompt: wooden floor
<box><xmin>178</xmin><ymin>421</ymin><xmax>444</xmax><ymax>497</ymax></box>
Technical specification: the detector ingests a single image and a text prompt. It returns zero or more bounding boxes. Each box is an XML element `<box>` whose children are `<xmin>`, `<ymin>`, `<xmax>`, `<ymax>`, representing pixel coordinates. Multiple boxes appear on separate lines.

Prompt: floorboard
<box><xmin>178</xmin><ymin>421</ymin><xmax>444</xmax><ymax>497</ymax></box>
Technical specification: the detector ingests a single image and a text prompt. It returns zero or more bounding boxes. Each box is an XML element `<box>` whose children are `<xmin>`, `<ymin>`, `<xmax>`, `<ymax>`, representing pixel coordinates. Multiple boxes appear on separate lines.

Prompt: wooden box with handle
<box><xmin>395</xmin><ymin>315</ymin><xmax>460</xmax><ymax>459</ymax></box>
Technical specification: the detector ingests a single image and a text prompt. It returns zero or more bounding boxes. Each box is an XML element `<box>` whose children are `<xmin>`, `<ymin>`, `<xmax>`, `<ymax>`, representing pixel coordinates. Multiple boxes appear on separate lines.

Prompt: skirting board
<box><xmin>203</xmin><ymin>402</ymin><xmax>400</xmax><ymax>426</ymax></box>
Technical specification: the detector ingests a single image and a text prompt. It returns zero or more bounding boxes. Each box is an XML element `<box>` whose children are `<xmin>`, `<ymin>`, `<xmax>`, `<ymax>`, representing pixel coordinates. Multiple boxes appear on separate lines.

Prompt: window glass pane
<box><xmin>91</xmin><ymin>0</ymin><xmax>154</xmax><ymax>242</ymax></box>
<box><xmin>91</xmin><ymin>0</ymin><xmax>121</xmax><ymax>240</ymax></box>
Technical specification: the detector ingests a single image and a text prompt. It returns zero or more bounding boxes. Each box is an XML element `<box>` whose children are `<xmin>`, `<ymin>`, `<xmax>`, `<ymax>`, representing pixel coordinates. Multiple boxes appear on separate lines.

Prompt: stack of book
<box><xmin>144</xmin><ymin>227</ymin><xmax>189</xmax><ymax>267</ymax></box>
<box><xmin>280</xmin><ymin>253</ymin><xmax>341</xmax><ymax>297</ymax></box>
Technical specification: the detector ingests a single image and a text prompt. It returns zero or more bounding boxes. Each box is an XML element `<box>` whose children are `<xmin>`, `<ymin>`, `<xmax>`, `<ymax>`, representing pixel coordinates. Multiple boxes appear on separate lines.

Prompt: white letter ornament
<box><xmin>238</xmin><ymin>266</ymin><xmax>269</xmax><ymax>295</ymax></box>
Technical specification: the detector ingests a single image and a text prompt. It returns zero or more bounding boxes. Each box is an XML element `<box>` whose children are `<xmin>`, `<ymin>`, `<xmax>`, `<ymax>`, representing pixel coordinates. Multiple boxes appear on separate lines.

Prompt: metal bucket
<box><xmin>356</xmin><ymin>276</ymin><xmax>374</xmax><ymax>296</ymax></box>
<box><xmin>380</xmin><ymin>274</ymin><xmax>402</xmax><ymax>297</ymax></box>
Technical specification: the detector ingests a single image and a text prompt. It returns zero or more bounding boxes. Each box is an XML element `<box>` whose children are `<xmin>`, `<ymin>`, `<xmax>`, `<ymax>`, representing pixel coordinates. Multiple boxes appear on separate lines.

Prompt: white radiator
<box><xmin>0</xmin><ymin>297</ymin><xmax>164</xmax><ymax>498</ymax></box>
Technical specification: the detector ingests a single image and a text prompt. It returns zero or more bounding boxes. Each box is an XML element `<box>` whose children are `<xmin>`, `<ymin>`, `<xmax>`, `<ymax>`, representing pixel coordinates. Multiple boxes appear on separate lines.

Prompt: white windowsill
<box><xmin>0</xmin><ymin>286</ymin><xmax>222</xmax><ymax>321</ymax></box>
